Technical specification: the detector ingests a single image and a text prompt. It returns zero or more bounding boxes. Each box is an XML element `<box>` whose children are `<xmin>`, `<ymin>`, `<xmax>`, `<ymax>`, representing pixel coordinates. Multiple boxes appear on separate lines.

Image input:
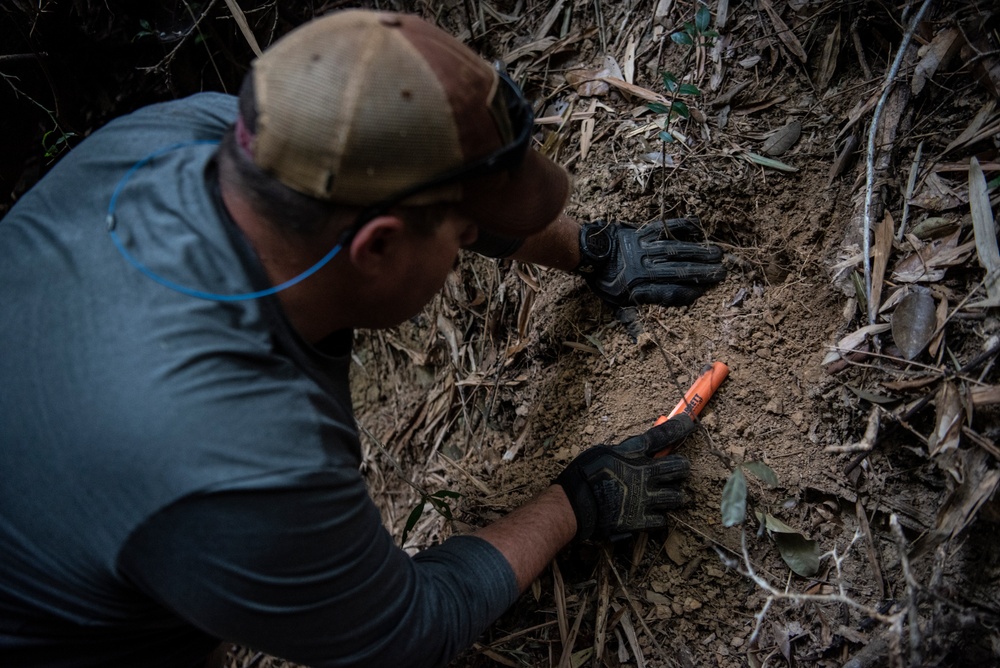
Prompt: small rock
<box><xmin>684</xmin><ymin>597</ymin><xmax>702</xmax><ymax>612</ymax></box>
<box><xmin>731</xmin><ymin>637</ymin><xmax>745</xmax><ymax>648</ymax></box>
<box><xmin>584</xmin><ymin>425</ymin><xmax>596</xmax><ymax>435</ymax></box>
<box><xmin>756</xmin><ymin>347</ymin><xmax>772</xmax><ymax>359</ymax></box>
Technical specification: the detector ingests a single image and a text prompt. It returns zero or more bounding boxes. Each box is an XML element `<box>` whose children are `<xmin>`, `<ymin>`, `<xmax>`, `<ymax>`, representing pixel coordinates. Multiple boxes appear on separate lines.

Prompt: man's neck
<box><xmin>218</xmin><ymin>183</ymin><xmax>352</xmax><ymax>343</ymax></box>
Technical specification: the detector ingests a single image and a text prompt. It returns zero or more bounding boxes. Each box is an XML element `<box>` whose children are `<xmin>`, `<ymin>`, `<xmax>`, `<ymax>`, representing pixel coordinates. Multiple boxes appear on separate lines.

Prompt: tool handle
<box><xmin>652</xmin><ymin>361</ymin><xmax>729</xmax><ymax>456</ymax></box>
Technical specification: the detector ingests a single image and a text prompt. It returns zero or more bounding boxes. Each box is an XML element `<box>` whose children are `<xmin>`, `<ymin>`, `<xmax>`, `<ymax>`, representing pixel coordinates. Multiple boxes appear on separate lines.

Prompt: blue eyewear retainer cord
<box><xmin>106</xmin><ymin>140</ymin><xmax>344</xmax><ymax>302</ymax></box>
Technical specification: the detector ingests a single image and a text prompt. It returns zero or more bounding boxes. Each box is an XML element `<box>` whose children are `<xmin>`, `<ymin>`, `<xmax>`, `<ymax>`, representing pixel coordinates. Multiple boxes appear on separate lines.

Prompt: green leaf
<box><xmin>742</xmin><ymin>461</ymin><xmax>778</xmax><ymax>487</ymax></box>
<box><xmin>431</xmin><ymin>489</ymin><xmax>462</xmax><ymax>500</ymax></box>
<box><xmin>702</xmin><ymin>29</ymin><xmax>720</xmax><ymax>38</ymax></box>
<box><xmin>755</xmin><ymin>511</ymin><xmax>798</xmax><ymax>534</ymax></box>
<box><xmin>773</xmin><ymin>531</ymin><xmax>821</xmax><ymax>576</ymax></box>
<box><xmin>401</xmin><ymin>502</ymin><xmax>424</xmax><ymax>546</ymax></box>
<box><xmin>671</xmin><ymin>31</ymin><xmax>694</xmax><ymax>46</ymax></box>
<box><xmin>647</xmin><ymin>102</ymin><xmax>672</xmax><ymax>114</ymax></box>
<box><xmin>988</xmin><ymin>174</ymin><xmax>1000</xmax><ymax>190</ymax></box>
<box><xmin>744</xmin><ymin>151</ymin><xmax>799</xmax><ymax>172</ymax></box>
<box><xmin>571</xmin><ymin>648</ymin><xmax>594</xmax><ymax>667</ymax></box>
<box><xmin>659</xmin><ymin>131</ymin><xmax>675</xmax><ymax>143</ymax></box>
<box><xmin>695</xmin><ymin>5</ymin><xmax>711</xmax><ymax>33</ymax></box>
<box><xmin>661</xmin><ymin>72</ymin><xmax>678</xmax><ymax>92</ymax></box>
<box><xmin>671</xmin><ymin>100</ymin><xmax>690</xmax><ymax>119</ymax></box>
<box><xmin>721</xmin><ymin>468</ymin><xmax>748</xmax><ymax>527</ymax></box>
<box><xmin>678</xmin><ymin>84</ymin><xmax>701</xmax><ymax>96</ymax></box>
<box><xmin>429</xmin><ymin>498</ymin><xmax>453</xmax><ymax>521</ymax></box>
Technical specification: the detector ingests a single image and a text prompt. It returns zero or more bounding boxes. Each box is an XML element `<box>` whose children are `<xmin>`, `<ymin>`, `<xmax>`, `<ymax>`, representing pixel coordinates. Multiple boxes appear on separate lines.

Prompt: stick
<box><xmin>863</xmin><ymin>0</ymin><xmax>933</xmax><ymax>324</ymax></box>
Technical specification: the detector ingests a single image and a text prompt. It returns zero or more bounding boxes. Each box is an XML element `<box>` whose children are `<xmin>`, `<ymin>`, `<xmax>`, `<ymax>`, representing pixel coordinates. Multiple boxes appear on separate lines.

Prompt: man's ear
<box><xmin>347</xmin><ymin>215</ymin><xmax>406</xmax><ymax>276</ymax></box>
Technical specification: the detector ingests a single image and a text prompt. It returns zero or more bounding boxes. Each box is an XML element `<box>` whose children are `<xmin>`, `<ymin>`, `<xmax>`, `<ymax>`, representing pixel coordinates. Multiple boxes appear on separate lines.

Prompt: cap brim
<box><xmin>457</xmin><ymin>148</ymin><xmax>570</xmax><ymax>239</ymax></box>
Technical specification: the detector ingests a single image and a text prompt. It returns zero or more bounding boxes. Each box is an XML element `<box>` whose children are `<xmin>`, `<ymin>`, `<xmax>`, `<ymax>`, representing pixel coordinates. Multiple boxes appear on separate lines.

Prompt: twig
<box><xmin>0</xmin><ymin>52</ymin><xmax>46</xmax><ymax>63</ymax></box>
<box><xmin>139</xmin><ymin>0</ymin><xmax>220</xmax><ymax>73</ymax></box>
<box><xmin>863</xmin><ymin>0</ymin><xmax>932</xmax><ymax>324</ymax></box>
<box><xmin>890</xmin><ymin>515</ymin><xmax>923</xmax><ymax>667</ymax></box>
<box><xmin>898</xmin><ymin>140</ymin><xmax>923</xmax><ymax>241</ymax></box>
<box><xmin>719</xmin><ymin>528</ymin><xmax>897</xmax><ymax>646</ymax></box>
<box><xmin>844</xmin><ymin>339</ymin><xmax>1000</xmax><ymax>474</ymax></box>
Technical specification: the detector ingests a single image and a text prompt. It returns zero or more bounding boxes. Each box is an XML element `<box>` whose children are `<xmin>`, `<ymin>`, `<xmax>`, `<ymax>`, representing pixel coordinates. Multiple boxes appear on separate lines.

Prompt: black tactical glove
<box><xmin>576</xmin><ymin>218</ymin><xmax>726</xmax><ymax>307</ymax></box>
<box><xmin>554</xmin><ymin>414</ymin><xmax>695</xmax><ymax>542</ymax></box>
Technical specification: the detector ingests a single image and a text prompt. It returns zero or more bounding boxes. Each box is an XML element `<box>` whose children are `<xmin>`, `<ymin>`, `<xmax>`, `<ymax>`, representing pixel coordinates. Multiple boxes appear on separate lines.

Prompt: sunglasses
<box><xmin>342</xmin><ymin>69</ymin><xmax>534</xmax><ymax>243</ymax></box>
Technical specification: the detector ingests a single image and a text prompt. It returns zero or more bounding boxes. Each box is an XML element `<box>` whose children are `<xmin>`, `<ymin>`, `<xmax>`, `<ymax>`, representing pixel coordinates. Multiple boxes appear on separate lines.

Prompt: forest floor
<box><xmin>4</xmin><ymin>1</ymin><xmax>1000</xmax><ymax>667</ymax></box>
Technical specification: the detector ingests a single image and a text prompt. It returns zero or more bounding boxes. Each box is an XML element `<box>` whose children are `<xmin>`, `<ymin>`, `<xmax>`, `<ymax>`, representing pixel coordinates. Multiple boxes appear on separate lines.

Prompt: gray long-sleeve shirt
<box><xmin>0</xmin><ymin>93</ymin><xmax>517</xmax><ymax>667</ymax></box>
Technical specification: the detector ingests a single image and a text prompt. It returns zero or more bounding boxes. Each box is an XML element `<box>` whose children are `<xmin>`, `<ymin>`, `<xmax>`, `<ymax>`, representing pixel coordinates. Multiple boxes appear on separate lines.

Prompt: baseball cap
<box><xmin>243</xmin><ymin>9</ymin><xmax>570</xmax><ymax>238</ymax></box>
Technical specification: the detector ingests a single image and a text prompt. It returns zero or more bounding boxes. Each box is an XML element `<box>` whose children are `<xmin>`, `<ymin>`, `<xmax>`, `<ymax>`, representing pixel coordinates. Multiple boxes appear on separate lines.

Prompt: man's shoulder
<box><xmin>100</xmin><ymin>92</ymin><xmax>238</xmax><ymax>143</ymax></box>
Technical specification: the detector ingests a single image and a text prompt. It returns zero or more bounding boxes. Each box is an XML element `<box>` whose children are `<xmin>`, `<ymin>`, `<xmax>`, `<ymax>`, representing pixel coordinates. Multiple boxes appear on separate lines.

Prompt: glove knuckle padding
<box><xmin>583</xmin><ymin>222</ymin><xmax>725</xmax><ymax>307</ymax></box>
<box><xmin>640</xmin><ymin>414</ymin><xmax>696</xmax><ymax>454</ymax></box>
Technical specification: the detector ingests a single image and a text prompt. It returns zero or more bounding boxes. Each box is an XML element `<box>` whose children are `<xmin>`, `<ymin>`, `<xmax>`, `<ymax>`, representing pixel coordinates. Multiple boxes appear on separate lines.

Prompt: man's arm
<box><xmin>474</xmin><ymin>485</ymin><xmax>577</xmax><ymax>592</ymax></box>
<box><xmin>504</xmin><ymin>213</ymin><xmax>582</xmax><ymax>272</ymax></box>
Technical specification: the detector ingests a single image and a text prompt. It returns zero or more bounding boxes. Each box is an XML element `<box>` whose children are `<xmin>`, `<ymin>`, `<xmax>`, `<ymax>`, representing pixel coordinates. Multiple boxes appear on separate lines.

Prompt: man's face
<box><xmin>367</xmin><ymin>211</ymin><xmax>478</xmax><ymax>328</ymax></box>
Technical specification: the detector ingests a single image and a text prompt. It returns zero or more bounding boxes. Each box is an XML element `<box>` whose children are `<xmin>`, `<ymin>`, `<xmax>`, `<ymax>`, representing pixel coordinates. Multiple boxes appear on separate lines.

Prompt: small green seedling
<box><xmin>670</xmin><ymin>4</ymin><xmax>719</xmax><ymax>47</ymax></box>
<box><xmin>401</xmin><ymin>489</ymin><xmax>462</xmax><ymax>547</ymax></box>
<box><xmin>720</xmin><ymin>461</ymin><xmax>821</xmax><ymax>577</ymax></box>
<box><xmin>646</xmin><ymin>4</ymin><xmax>717</xmax><ymax>142</ymax></box>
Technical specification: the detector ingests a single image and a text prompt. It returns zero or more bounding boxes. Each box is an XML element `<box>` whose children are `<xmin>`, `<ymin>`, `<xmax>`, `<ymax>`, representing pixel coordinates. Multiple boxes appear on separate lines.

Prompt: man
<box><xmin>0</xmin><ymin>10</ymin><xmax>725</xmax><ymax>667</ymax></box>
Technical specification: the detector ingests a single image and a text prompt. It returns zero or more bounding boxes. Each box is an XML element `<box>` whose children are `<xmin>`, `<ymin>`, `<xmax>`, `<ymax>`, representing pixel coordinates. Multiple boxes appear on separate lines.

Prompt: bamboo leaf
<box><xmin>744</xmin><ymin>151</ymin><xmax>799</xmax><ymax>172</ymax></box>
<box><xmin>721</xmin><ymin>468</ymin><xmax>748</xmax><ymax>526</ymax></box>
<box><xmin>969</xmin><ymin>156</ymin><xmax>1000</xmax><ymax>303</ymax></box>
<box><xmin>401</xmin><ymin>502</ymin><xmax>425</xmax><ymax>546</ymax></box>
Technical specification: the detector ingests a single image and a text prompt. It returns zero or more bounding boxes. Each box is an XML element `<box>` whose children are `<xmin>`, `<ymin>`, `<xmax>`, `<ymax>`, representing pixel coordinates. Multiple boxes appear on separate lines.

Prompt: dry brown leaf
<box><xmin>565</xmin><ymin>69</ymin><xmax>610</xmax><ymax>97</ymax></box>
<box><xmin>827</xmin><ymin>134</ymin><xmax>858</xmax><ymax>185</ymax></box>
<box><xmin>599</xmin><ymin>76</ymin><xmax>667</xmax><ymax>104</ymax></box>
<box><xmin>910</xmin><ymin>171</ymin><xmax>968</xmax><ymax>211</ymax></box>
<box><xmin>929</xmin><ymin>381</ymin><xmax>963</xmax><ymax>456</ymax></box>
<box><xmin>822</xmin><ymin>323</ymin><xmax>891</xmax><ymax>366</ymax></box>
<box><xmin>502</xmin><ymin>36</ymin><xmax>558</xmax><ymax>63</ymax></box>
<box><xmin>891</xmin><ymin>289</ymin><xmax>936</xmax><ymax>360</ymax></box>
<box><xmin>815</xmin><ymin>15</ymin><xmax>841</xmax><ymax>91</ymax></box>
<box><xmin>762</xmin><ymin>119</ymin><xmax>801</xmax><ymax>156</ymax></box>
<box><xmin>943</xmin><ymin>100</ymin><xmax>998</xmax><ymax>155</ymax></box>
<box><xmin>566</xmin><ymin>55</ymin><xmax>622</xmax><ymax>97</ymax></box>
<box><xmin>653</xmin><ymin>0</ymin><xmax>673</xmax><ymax>23</ymax></box>
<box><xmin>968</xmin><ymin>156</ymin><xmax>1000</xmax><ymax>306</ymax></box>
<box><xmin>580</xmin><ymin>117</ymin><xmax>595</xmax><ymax>161</ymax></box>
<box><xmin>623</xmin><ymin>35</ymin><xmax>637</xmax><ymax>84</ymax></box>
<box><xmin>912</xmin><ymin>27</ymin><xmax>961</xmax><ymax>96</ymax></box>
<box><xmin>928</xmin><ymin>291</ymin><xmax>948</xmax><ymax>358</ymax></box>
<box><xmin>222</xmin><ymin>0</ymin><xmax>262</xmax><ymax>56</ymax></box>
<box><xmin>892</xmin><ymin>230</ymin><xmax>975</xmax><ymax>283</ymax></box>
<box><xmin>971</xmin><ymin>385</ymin><xmax>1000</xmax><ymax>407</ymax></box>
<box><xmin>664</xmin><ymin>527</ymin><xmax>687</xmax><ymax>566</ymax></box>
<box><xmin>759</xmin><ymin>0</ymin><xmax>808</xmax><ymax>63</ymax></box>
<box><xmin>535</xmin><ymin>0</ymin><xmax>565</xmax><ymax>39</ymax></box>
<box><xmin>870</xmin><ymin>212</ymin><xmax>895</xmax><ymax>317</ymax></box>
<box><xmin>911</xmin><ymin>448</ymin><xmax>1000</xmax><ymax>558</ymax></box>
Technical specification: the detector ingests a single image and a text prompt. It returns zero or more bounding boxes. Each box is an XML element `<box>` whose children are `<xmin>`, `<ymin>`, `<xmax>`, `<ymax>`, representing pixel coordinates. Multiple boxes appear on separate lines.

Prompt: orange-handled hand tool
<box><xmin>652</xmin><ymin>361</ymin><xmax>729</xmax><ymax>456</ymax></box>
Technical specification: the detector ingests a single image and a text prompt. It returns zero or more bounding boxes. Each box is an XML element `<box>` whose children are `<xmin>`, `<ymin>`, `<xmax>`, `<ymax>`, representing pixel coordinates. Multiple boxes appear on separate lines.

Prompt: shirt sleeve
<box><xmin>116</xmin><ymin>470</ymin><xmax>518</xmax><ymax>668</ymax></box>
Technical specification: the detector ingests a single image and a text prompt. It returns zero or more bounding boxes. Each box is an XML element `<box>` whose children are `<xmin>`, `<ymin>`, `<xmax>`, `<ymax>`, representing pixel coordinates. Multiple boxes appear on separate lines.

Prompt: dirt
<box><xmin>4</xmin><ymin>1</ymin><xmax>1000</xmax><ymax>667</ymax></box>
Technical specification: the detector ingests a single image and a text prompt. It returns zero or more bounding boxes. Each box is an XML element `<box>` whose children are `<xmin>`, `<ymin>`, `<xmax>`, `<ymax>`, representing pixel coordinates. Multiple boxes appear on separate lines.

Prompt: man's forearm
<box><xmin>473</xmin><ymin>485</ymin><xmax>576</xmax><ymax>592</ymax></box>
<box><xmin>507</xmin><ymin>213</ymin><xmax>581</xmax><ymax>272</ymax></box>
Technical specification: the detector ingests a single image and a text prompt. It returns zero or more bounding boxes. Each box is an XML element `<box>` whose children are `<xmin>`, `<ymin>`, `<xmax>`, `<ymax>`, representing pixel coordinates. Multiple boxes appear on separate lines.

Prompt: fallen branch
<box><xmin>862</xmin><ymin>0</ymin><xmax>933</xmax><ymax>324</ymax></box>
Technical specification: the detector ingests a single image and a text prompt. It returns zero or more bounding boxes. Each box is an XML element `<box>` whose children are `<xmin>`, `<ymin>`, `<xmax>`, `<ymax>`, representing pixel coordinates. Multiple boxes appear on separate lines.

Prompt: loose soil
<box><xmin>4</xmin><ymin>1</ymin><xmax>999</xmax><ymax>667</ymax></box>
